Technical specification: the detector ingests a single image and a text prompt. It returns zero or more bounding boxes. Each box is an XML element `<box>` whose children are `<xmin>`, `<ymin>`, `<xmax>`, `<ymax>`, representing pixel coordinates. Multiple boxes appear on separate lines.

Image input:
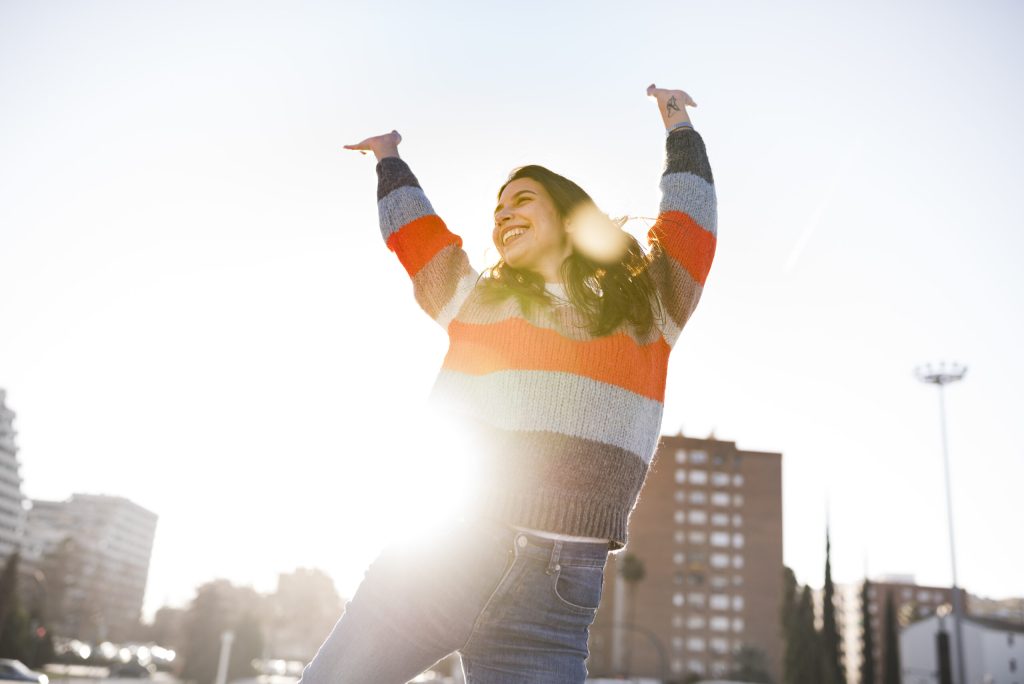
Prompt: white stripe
<box><xmin>429</xmin><ymin>369</ymin><xmax>664</xmax><ymax>464</ymax></box>
<box><xmin>436</xmin><ymin>272</ymin><xmax>480</xmax><ymax>330</ymax></box>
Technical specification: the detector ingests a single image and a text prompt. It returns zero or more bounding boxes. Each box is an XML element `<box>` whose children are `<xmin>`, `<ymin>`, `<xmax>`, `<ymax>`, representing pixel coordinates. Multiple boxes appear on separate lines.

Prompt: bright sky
<box><xmin>2</xmin><ymin>0</ymin><xmax>1022</xmax><ymax>622</ymax></box>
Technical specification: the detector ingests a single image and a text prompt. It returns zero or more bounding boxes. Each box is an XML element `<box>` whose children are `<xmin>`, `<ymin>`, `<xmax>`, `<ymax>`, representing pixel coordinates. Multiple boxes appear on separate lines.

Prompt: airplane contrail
<box><xmin>784</xmin><ymin>135</ymin><xmax>866</xmax><ymax>273</ymax></box>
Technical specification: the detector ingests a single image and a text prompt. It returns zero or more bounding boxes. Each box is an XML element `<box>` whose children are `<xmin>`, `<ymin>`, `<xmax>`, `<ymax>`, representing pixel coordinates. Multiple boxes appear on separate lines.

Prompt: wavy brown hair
<box><xmin>481</xmin><ymin>164</ymin><xmax>663</xmax><ymax>337</ymax></box>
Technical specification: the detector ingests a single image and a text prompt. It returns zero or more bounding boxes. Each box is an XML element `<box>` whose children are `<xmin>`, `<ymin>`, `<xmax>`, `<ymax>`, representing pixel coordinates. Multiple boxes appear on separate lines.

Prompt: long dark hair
<box><xmin>481</xmin><ymin>164</ymin><xmax>662</xmax><ymax>337</ymax></box>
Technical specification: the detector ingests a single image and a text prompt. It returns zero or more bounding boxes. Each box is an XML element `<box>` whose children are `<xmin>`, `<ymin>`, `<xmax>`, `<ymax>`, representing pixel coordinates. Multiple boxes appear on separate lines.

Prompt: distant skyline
<box><xmin>2</xmin><ymin>0</ymin><xmax>1022</xmax><ymax>620</ymax></box>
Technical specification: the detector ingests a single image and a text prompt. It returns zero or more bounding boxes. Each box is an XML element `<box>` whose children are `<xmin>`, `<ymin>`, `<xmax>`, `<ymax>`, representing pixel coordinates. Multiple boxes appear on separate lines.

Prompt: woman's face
<box><xmin>492</xmin><ymin>177</ymin><xmax>573</xmax><ymax>281</ymax></box>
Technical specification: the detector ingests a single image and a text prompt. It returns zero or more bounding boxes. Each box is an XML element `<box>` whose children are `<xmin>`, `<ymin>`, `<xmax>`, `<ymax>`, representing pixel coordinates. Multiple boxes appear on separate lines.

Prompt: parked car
<box><xmin>0</xmin><ymin>660</ymin><xmax>47</xmax><ymax>684</ymax></box>
<box><xmin>106</xmin><ymin>661</ymin><xmax>155</xmax><ymax>679</ymax></box>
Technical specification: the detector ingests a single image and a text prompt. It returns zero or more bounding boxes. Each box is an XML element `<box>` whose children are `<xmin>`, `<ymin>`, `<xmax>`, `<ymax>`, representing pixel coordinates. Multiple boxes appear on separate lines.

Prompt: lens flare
<box><xmin>567</xmin><ymin>204</ymin><xmax>630</xmax><ymax>264</ymax></box>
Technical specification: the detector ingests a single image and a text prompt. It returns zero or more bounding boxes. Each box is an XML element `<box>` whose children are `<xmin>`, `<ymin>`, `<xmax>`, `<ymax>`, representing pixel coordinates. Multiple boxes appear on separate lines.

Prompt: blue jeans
<box><xmin>299</xmin><ymin>514</ymin><xmax>610</xmax><ymax>683</ymax></box>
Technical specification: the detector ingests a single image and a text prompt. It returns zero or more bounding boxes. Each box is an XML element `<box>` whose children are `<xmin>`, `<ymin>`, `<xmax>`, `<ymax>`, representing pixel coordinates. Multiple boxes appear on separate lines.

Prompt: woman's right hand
<box><xmin>343</xmin><ymin>129</ymin><xmax>402</xmax><ymax>161</ymax></box>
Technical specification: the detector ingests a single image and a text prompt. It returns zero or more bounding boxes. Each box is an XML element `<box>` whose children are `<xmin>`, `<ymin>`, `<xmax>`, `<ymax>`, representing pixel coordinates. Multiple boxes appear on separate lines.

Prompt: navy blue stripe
<box><xmin>664</xmin><ymin>128</ymin><xmax>714</xmax><ymax>184</ymax></box>
<box><xmin>375</xmin><ymin>157</ymin><xmax>421</xmax><ymax>201</ymax></box>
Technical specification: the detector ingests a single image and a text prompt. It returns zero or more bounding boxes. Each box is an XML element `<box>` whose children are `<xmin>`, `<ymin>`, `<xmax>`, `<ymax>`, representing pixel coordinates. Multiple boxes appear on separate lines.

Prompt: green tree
<box><xmin>0</xmin><ymin>552</ymin><xmax>19</xmax><ymax>642</ymax></box>
<box><xmin>821</xmin><ymin>530</ymin><xmax>844</xmax><ymax>684</ymax></box>
<box><xmin>882</xmin><ymin>591</ymin><xmax>902</xmax><ymax>684</ymax></box>
<box><xmin>859</xmin><ymin>579</ymin><xmax>877</xmax><ymax>684</ymax></box>
<box><xmin>181</xmin><ymin>580</ymin><xmax>265</xmax><ymax>684</ymax></box>
<box><xmin>796</xmin><ymin>585</ymin><xmax>821</xmax><ymax>684</ymax></box>
<box><xmin>727</xmin><ymin>644</ymin><xmax>775</xmax><ymax>683</ymax></box>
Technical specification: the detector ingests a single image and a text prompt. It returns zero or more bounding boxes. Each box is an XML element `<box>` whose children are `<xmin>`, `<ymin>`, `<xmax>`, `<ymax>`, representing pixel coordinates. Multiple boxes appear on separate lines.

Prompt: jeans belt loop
<box><xmin>546</xmin><ymin>539</ymin><xmax>563</xmax><ymax>575</ymax></box>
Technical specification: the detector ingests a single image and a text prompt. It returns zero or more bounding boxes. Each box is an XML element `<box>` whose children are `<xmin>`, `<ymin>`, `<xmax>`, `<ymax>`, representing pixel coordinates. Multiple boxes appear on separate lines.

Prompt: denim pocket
<box><xmin>551</xmin><ymin>563</ymin><xmax>605</xmax><ymax>614</ymax></box>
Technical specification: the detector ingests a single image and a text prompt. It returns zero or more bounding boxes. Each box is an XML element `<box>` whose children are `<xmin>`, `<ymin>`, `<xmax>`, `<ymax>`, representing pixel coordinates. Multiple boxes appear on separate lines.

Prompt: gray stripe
<box><xmin>659</xmin><ymin>171</ymin><xmax>717</xmax><ymax>237</ymax></box>
<box><xmin>378</xmin><ymin>185</ymin><xmax>436</xmax><ymax>242</ymax></box>
<box><xmin>429</xmin><ymin>369</ymin><xmax>665</xmax><ymax>464</ymax></box>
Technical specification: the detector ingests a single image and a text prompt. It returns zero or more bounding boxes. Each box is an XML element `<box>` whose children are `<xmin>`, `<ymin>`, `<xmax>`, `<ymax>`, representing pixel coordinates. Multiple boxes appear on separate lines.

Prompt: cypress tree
<box><xmin>781</xmin><ymin>567</ymin><xmax>801</xmax><ymax>684</ymax></box>
<box><xmin>859</xmin><ymin>579</ymin><xmax>877</xmax><ymax>684</ymax></box>
<box><xmin>796</xmin><ymin>585</ymin><xmax>821</xmax><ymax>684</ymax></box>
<box><xmin>882</xmin><ymin>591</ymin><xmax>902</xmax><ymax>684</ymax></box>
<box><xmin>821</xmin><ymin>529</ymin><xmax>845</xmax><ymax>684</ymax></box>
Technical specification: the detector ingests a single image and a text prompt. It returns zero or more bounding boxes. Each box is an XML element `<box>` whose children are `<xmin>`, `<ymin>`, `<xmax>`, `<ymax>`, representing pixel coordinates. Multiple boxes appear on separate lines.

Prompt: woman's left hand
<box><xmin>647</xmin><ymin>84</ymin><xmax>696</xmax><ymax>130</ymax></box>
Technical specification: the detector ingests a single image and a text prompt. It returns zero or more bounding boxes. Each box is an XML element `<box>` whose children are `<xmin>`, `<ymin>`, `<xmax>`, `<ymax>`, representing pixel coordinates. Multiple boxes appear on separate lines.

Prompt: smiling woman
<box><xmin>307</xmin><ymin>83</ymin><xmax>717</xmax><ymax>683</ymax></box>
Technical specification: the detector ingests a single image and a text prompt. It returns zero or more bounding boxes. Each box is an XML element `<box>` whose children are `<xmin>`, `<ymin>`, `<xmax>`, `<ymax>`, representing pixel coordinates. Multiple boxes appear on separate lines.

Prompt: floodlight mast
<box><xmin>914</xmin><ymin>361</ymin><xmax>967</xmax><ymax>684</ymax></box>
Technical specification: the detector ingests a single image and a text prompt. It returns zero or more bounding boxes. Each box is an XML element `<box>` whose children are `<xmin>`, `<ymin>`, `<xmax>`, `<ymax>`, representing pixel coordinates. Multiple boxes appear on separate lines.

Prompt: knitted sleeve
<box><xmin>376</xmin><ymin>157</ymin><xmax>480</xmax><ymax>330</ymax></box>
<box><xmin>646</xmin><ymin>127</ymin><xmax>718</xmax><ymax>347</ymax></box>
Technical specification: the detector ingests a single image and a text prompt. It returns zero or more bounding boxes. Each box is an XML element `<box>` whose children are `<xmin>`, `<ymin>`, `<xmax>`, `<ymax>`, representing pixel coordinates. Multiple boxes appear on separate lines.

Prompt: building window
<box><xmin>675</xmin><ymin>468</ymin><xmax>687</xmax><ymax>484</ymax></box>
<box><xmin>691</xmin><ymin>450</ymin><xmax>708</xmax><ymax>464</ymax></box>
<box><xmin>711</xmin><ymin>575</ymin><xmax>729</xmax><ymax>589</ymax></box>
<box><xmin>688</xmin><ymin>615</ymin><xmax>706</xmax><ymax>629</ymax></box>
<box><xmin>710</xmin><ymin>638</ymin><xmax>729</xmax><ymax>654</ymax></box>
<box><xmin>710</xmin><ymin>594</ymin><xmax>729</xmax><ymax>610</ymax></box>
<box><xmin>674</xmin><ymin>572</ymin><xmax>685</xmax><ymax>585</ymax></box>
<box><xmin>712</xmin><ymin>660</ymin><xmax>728</xmax><ymax>676</ymax></box>
<box><xmin>688</xmin><ymin>659</ymin><xmax>706</xmax><ymax>675</ymax></box>
<box><xmin>689</xmin><ymin>572</ymin><xmax>706</xmax><ymax>587</ymax></box>
<box><xmin>1009</xmin><ymin>657</ymin><xmax>1016</xmax><ymax>672</ymax></box>
<box><xmin>673</xmin><ymin>592</ymin><xmax>685</xmax><ymax>607</ymax></box>
<box><xmin>733</xmin><ymin>595</ymin><xmax>745</xmax><ymax>611</ymax></box>
<box><xmin>690</xmin><ymin>490</ymin><xmax>707</xmax><ymax>505</ymax></box>
<box><xmin>711</xmin><ymin>553</ymin><xmax>730</xmax><ymax>568</ymax></box>
<box><xmin>712</xmin><ymin>472</ymin><xmax>730</xmax><ymax>487</ymax></box>
<box><xmin>675</xmin><ymin>510</ymin><xmax>686</xmax><ymax>524</ymax></box>
<box><xmin>675</xmin><ymin>449</ymin><xmax>687</xmax><ymax>464</ymax></box>
<box><xmin>733</xmin><ymin>473</ymin><xmax>744</xmax><ymax>486</ymax></box>
<box><xmin>712</xmin><ymin>512</ymin><xmax>729</xmax><ymax>526</ymax></box>
<box><xmin>675</xmin><ymin>530</ymin><xmax>685</xmax><ymax>544</ymax></box>
<box><xmin>689</xmin><ymin>531</ymin><xmax>707</xmax><ymax>544</ymax></box>
<box><xmin>733</xmin><ymin>555</ymin><xmax>745</xmax><ymax>569</ymax></box>
<box><xmin>690</xmin><ymin>470</ymin><xmax>709</xmax><ymax>485</ymax></box>
<box><xmin>712</xmin><ymin>492</ymin><xmax>731</xmax><ymax>507</ymax></box>
<box><xmin>732</xmin><ymin>617</ymin><xmax>745</xmax><ymax>632</ymax></box>
<box><xmin>674</xmin><ymin>552</ymin><xmax>686</xmax><ymax>565</ymax></box>
<box><xmin>672</xmin><ymin>614</ymin><xmax>684</xmax><ymax>628</ymax></box>
<box><xmin>712</xmin><ymin>453</ymin><xmax>726</xmax><ymax>467</ymax></box>
<box><xmin>674</xmin><ymin>490</ymin><xmax>686</xmax><ymax>503</ymax></box>
<box><xmin>687</xmin><ymin>637</ymin><xmax>706</xmax><ymax>652</ymax></box>
<box><xmin>733</xmin><ymin>574</ymin><xmax>744</xmax><ymax>586</ymax></box>
<box><xmin>689</xmin><ymin>593</ymin><xmax>706</xmax><ymax>607</ymax></box>
<box><xmin>688</xmin><ymin>510</ymin><xmax>708</xmax><ymax>525</ymax></box>
<box><xmin>733</xmin><ymin>533</ymin><xmax>745</xmax><ymax>548</ymax></box>
<box><xmin>710</xmin><ymin>616</ymin><xmax>730</xmax><ymax>631</ymax></box>
<box><xmin>733</xmin><ymin>514</ymin><xmax>743</xmax><ymax>526</ymax></box>
<box><xmin>671</xmin><ymin>659</ymin><xmax>684</xmax><ymax>674</ymax></box>
<box><xmin>711</xmin><ymin>532</ymin><xmax>730</xmax><ymax>547</ymax></box>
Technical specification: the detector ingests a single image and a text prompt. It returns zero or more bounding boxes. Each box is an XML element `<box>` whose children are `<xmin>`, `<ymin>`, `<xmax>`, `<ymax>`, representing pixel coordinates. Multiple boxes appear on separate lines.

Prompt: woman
<box><xmin>301</xmin><ymin>83</ymin><xmax>716</xmax><ymax>683</ymax></box>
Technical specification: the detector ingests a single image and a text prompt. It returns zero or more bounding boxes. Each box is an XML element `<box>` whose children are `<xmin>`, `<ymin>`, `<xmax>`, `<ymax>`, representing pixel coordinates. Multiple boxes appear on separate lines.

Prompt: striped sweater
<box><xmin>375</xmin><ymin>127</ymin><xmax>716</xmax><ymax>549</ymax></box>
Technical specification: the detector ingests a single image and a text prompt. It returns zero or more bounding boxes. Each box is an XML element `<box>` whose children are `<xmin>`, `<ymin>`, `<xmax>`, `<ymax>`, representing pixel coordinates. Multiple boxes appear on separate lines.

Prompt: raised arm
<box><xmin>644</xmin><ymin>85</ymin><xmax>717</xmax><ymax>348</ymax></box>
<box><xmin>344</xmin><ymin>130</ymin><xmax>479</xmax><ymax>330</ymax></box>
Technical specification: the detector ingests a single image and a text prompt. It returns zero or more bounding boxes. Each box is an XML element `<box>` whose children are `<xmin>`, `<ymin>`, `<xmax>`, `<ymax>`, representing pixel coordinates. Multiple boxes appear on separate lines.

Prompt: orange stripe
<box><xmin>649</xmin><ymin>210</ymin><xmax>716</xmax><ymax>286</ymax></box>
<box><xmin>443</xmin><ymin>318</ymin><xmax>670</xmax><ymax>401</ymax></box>
<box><xmin>386</xmin><ymin>215</ymin><xmax>462</xmax><ymax>277</ymax></box>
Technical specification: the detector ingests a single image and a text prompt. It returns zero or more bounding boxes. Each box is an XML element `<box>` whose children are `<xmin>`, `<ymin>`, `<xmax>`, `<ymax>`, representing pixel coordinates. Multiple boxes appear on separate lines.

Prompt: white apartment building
<box><xmin>24</xmin><ymin>494</ymin><xmax>157</xmax><ymax>641</ymax></box>
<box><xmin>0</xmin><ymin>390</ymin><xmax>26</xmax><ymax>562</ymax></box>
<box><xmin>901</xmin><ymin>614</ymin><xmax>1024</xmax><ymax>684</ymax></box>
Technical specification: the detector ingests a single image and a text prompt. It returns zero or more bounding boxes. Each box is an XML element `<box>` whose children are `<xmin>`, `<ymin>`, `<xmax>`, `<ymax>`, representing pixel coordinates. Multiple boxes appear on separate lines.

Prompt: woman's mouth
<box><xmin>502</xmin><ymin>225</ymin><xmax>529</xmax><ymax>246</ymax></box>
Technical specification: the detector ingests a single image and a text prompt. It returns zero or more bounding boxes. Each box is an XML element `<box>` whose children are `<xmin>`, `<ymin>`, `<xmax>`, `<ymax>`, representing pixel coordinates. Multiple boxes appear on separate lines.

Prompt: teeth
<box><xmin>503</xmin><ymin>227</ymin><xmax>527</xmax><ymax>245</ymax></box>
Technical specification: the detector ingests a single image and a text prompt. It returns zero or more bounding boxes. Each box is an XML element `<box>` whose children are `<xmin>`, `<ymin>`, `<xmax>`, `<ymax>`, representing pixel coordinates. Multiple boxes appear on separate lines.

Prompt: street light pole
<box><xmin>914</xmin><ymin>361</ymin><xmax>967</xmax><ymax>684</ymax></box>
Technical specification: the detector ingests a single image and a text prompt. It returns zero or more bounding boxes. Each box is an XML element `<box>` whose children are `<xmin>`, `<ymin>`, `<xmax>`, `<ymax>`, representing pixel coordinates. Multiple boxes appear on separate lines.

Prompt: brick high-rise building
<box><xmin>587</xmin><ymin>432</ymin><xmax>783</xmax><ymax>681</ymax></box>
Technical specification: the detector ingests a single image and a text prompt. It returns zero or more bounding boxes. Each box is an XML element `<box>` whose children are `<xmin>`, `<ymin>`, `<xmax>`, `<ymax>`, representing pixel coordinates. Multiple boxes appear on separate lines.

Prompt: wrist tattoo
<box><xmin>666</xmin><ymin>96</ymin><xmax>681</xmax><ymax>118</ymax></box>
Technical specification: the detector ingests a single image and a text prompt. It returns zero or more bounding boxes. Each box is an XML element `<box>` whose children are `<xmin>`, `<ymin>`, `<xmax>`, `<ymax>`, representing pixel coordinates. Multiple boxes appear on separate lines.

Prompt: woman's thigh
<box><xmin>298</xmin><ymin>515</ymin><xmax>516</xmax><ymax>684</ymax></box>
<box><xmin>459</xmin><ymin>534</ymin><xmax>609</xmax><ymax>684</ymax></box>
